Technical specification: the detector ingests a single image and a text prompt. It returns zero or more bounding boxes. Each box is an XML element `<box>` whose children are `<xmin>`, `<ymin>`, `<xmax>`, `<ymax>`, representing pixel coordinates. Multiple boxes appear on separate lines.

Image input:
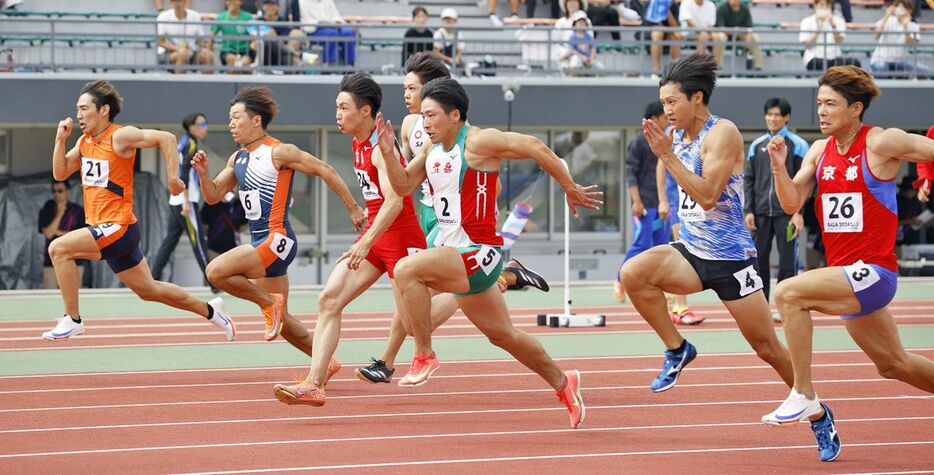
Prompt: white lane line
<box><xmin>0</xmin><ymin>378</ymin><xmax>900</xmax><ymax>413</ymax></box>
<box><xmin>1</xmin><ymin>348</ymin><xmax>931</xmax><ymax>380</ymax></box>
<box><xmin>1</xmin><ymin>395</ymin><xmax>930</xmax><ymax>435</ymax></box>
<box><xmin>1</xmin><ymin>416</ymin><xmax>932</xmax><ymax>460</ymax></box>
<box><xmin>180</xmin><ymin>441</ymin><xmax>934</xmax><ymax>474</ymax></box>
<box><xmin>0</xmin><ymin>362</ymin><xmax>882</xmax><ymax>395</ymax></box>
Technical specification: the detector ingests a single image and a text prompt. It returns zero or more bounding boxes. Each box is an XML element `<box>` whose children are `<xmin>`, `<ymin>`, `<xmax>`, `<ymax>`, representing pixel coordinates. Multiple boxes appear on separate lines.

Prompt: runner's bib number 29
<box><xmin>678</xmin><ymin>186</ymin><xmax>705</xmax><ymax>223</ymax></box>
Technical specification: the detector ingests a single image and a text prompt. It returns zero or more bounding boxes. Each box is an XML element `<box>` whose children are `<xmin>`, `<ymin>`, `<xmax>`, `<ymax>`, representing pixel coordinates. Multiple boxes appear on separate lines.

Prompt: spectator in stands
<box><xmin>680</xmin><ymin>0</ymin><xmax>721</xmax><ymax>60</ymax></box>
<box><xmin>298</xmin><ymin>0</ymin><xmax>356</xmax><ymax>66</ymax></box>
<box><xmin>38</xmin><ymin>179</ymin><xmax>85</xmax><ymax>289</ymax></box>
<box><xmin>563</xmin><ymin>10</ymin><xmax>598</xmax><ymax>75</ymax></box>
<box><xmin>157</xmin><ymin>0</ymin><xmax>215</xmax><ymax>74</ymax></box>
<box><xmin>489</xmin><ymin>0</ymin><xmax>522</xmax><ymax>27</ymax></box>
<box><xmin>642</xmin><ymin>0</ymin><xmax>682</xmax><ymax>74</ymax></box>
<box><xmin>587</xmin><ymin>0</ymin><xmax>622</xmax><ymax>40</ymax></box>
<box><xmin>248</xmin><ymin>0</ymin><xmax>304</xmax><ymax>70</ymax></box>
<box><xmin>744</xmin><ymin>97</ymin><xmax>806</xmax><ymax>306</ymax></box>
<box><xmin>212</xmin><ymin>0</ymin><xmax>256</xmax><ymax>73</ymax></box>
<box><xmin>434</xmin><ymin>8</ymin><xmax>464</xmax><ymax>72</ymax></box>
<box><xmin>714</xmin><ymin>0</ymin><xmax>763</xmax><ymax>70</ymax></box>
<box><xmin>799</xmin><ymin>0</ymin><xmax>861</xmax><ymax>71</ymax></box>
<box><xmin>151</xmin><ymin>113</ymin><xmax>212</xmax><ymax>290</ymax></box>
<box><xmin>834</xmin><ymin>0</ymin><xmax>853</xmax><ymax>23</ymax></box>
<box><xmin>557</xmin><ymin>0</ymin><xmax>588</xmax><ymax>30</ymax></box>
<box><xmin>527</xmin><ymin>0</ymin><xmax>563</xmax><ymax>19</ymax></box>
<box><xmin>870</xmin><ymin>0</ymin><xmax>930</xmax><ymax>78</ymax></box>
<box><xmin>403</xmin><ymin>7</ymin><xmax>434</xmax><ymax>66</ymax></box>
<box><xmin>201</xmin><ymin>193</ymin><xmax>248</xmax><ymax>261</ymax></box>
<box><xmin>1</xmin><ymin>0</ymin><xmax>24</xmax><ymax>10</ymax></box>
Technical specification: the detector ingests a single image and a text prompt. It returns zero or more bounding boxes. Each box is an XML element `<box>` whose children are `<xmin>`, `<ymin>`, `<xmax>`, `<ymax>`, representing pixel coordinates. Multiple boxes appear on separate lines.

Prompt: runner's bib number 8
<box><xmin>822</xmin><ymin>192</ymin><xmax>863</xmax><ymax>233</ymax></box>
<box><xmin>678</xmin><ymin>186</ymin><xmax>705</xmax><ymax>223</ymax></box>
<box><xmin>239</xmin><ymin>189</ymin><xmax>261</xmax><ymax>221</ymax></box>
<box><xmin>269</xmin><ymin>232</ymin><xmax>295</xmax><ymax>261</ymax></box>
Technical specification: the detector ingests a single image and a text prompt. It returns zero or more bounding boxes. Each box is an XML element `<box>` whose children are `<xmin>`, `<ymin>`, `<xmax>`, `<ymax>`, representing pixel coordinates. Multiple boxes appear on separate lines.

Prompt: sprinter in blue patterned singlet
<box><xmin>619</xmin><ymin>54</ymin><xmax>794</xmax><ymax>398</ymax></box>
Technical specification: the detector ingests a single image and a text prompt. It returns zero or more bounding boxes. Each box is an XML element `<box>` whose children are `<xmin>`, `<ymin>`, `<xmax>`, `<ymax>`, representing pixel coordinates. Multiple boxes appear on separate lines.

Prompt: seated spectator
<box><xmin>642</xmin><ymin>0</ymin><xmax>682</xmax><ymax>74</ymax></box>
<box><xmin>403</xmin><ymin>7</ymin><xmax>434</xmax><ymax>66</ymax></box>
<box><xmin>488</xmin><ymin>0</ymin><xmax>521</xmax><ymax>27</ymax></box>
<box><xmin>527</xmin><ymin>0</ymin><xmax>563</xmax><ymax>19</ymax></box>
<box><xmin>799</xmin><ymin>0</ymin><xmax>861</xmax><ymax>71</ymax></box>
<box><xmin>299</xmin><ymin>0</ymin><xmax>356</xmax><ymax>66</ymax></box>
<box><xmin>587</xmin><ymin>0</ymin><xmax>621</xmax><ymax>41</ymax></box>
<box><xmin>714</xmin><ymin>0</ymin><xmax>762</xmax><ymax>70</ymax></box>
<box><xmin>38</xmin><ymin>179</ymin><xmax>86</xmax><ymax>289</ymax></box>
<box><xmin>680</xmin><ymin>0</ymin><xmax>721</xmax><ymax>61</ymax></box>
<box><xmin>870</xmin><ymin>0</ymin><xmax>930</xmax><ymax>78</ymax></box>
<box><xmin>554</xmin><ymin>0</ymin><xmax>590</xmax><ymax>65</ymax></box>
<box><xmin>834</xmin><ymin>0</ymin><xmax>853</xmax><ymax>23</ymax></box>
<box><xmin>563</xmin><ymin>11</ymin><xmax>598</xmax><ymax>75</ymax></box>
<box><xmin>212</xmin><ymin>0</ymin><xmax>256</xmax><ymax>73</ymax></box>
<box><xmin>157</xmin><ymin>0</ymin><xmax>215</xmax><ymax>74</ymax></box>
<box><xmin>434</xmin><ymin>8</ymin><xmax>465</xmax><ymax>72</ymax></box>
<box><xmin>248</xmin><ymin>0</ymin><xmax>304</xmax><ymax>70</ymax></box>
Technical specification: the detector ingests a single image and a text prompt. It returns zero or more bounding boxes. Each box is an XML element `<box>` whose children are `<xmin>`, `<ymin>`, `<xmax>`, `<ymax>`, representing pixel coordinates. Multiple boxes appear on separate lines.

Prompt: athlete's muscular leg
<box><xmin>457</xmin><ymin>286</ymin><xmax>563</xmax><ymax>389</ymax></box>
<box><xmin>116</xmin><ymin>258</ymin><xmax>210</xmax><ymax>318</ymax></box>
<box><xmin>620</xmin><ymin>245</ymin><xmax>704</xmax><ymax>350</ymax></box>
<box><xmin>392</xmin><ymin>248</ymin><xmax>470</xmax><ymax>356</ymax></box>
<box><xmin>845</xmin><ymin>307</ymin><xmax>934</xmax><ymax>392</ymax></box>
<box><xmin>255</xmin><ymin>275</ymin><xmax>313</xmax><ymax>358</ymax></box>
<box><xmin>309</xmin><ymin>261</ymin><xmax>383</xmax><ymax>387</ymax></box>
<box><xmin>205</xmin><ymin>245</ymin><xmax>274</xmax><ymax>308</ymax></box>
<box><xmin>381</xmin><ymin>289</ymin><xmax>456</xmax><ymax>369</ymax></box>
<box><xmin>774</xmin><ymin>267</ymin><xmax>861</xmax><ymax>398</ymax></box>
<box><xmin>722</xmin><ymin>292</ymin><xmax>794</xmax><ymax>387</ymax></box>
<box><xmin>48</xmin><ymin>228</ymin><xmax>102</xmax><ymax>317</ymax></box>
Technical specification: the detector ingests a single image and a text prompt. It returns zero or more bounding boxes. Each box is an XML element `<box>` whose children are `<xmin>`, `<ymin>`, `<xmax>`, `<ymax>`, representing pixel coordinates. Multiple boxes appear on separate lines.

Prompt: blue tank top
<box><xmin>673</xmin><ymin>115</ymin><xmax>756</xmax><ymax>261</ymax></box>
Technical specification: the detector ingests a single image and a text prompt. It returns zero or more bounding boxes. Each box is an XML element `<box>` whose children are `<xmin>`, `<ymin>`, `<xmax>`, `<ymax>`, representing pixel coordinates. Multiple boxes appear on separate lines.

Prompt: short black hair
<box><xmin>51</xmin><ymin>178</ymin><xmax>70</xmax><ymax>188</ymax></box>
<box><xmin>643</xmin><ymin>100</ymin><xmax>664</xmax><ymax>120</ymax></box>
<box><xmin>80</xmin><ymin>80</ymin><xmax>123</xmax><ymax>121</ymax></box>
<box><xmin>763</xmin><ymin>97</ymin><xmax>791</xmax><ymax>117</ymax></box>
<box><xmin>421</xmin><ymin>78</ymin><xmax>469</xmax><ymax>122</ymax></box>
<box><xmin>339</xmin><ymin>73</ymin><xmax>382</xmax><ymax>119</ymax></box>
<box><xmin>182</xmin><ymin>112</ymin><xmax>206</xmax><ymax>133</ymax></box>
<box><xmin>231</xmin><ymin>86</ymin><xmax>278</xmax><ymax>129</ymax></box>
<box><xmin>405</xmin><ymin>52</ymin><xmax>451</xmax><ymax>86</ymax></box>
<box><xmin>659</xmin><ymin>53</ymin><xmax>718</xmax><ymax>105</ymax></box>
<box><xmin>411</xmin><ymin>6</ymin><xmax>427</xmax><ymax>17</ymax></box>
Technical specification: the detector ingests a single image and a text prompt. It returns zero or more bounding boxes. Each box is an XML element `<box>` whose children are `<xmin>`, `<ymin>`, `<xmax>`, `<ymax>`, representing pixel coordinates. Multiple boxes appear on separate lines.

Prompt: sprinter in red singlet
<box><xmin>761</xmin><ymin>66</ymin><xmax>934</xmax><ymax>462</ymax></box>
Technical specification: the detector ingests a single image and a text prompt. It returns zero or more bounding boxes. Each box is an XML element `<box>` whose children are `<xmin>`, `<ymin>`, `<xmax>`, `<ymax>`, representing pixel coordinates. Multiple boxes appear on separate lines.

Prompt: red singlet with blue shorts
<box><xmin>352</xmin><ymin>128</ymin><xmax>425</xmax><ymax>278</ymax></box>
<box><xmin>814</xmin><ymin>125</ymin><xmax>898</xmax><ymax>318</ymax></box>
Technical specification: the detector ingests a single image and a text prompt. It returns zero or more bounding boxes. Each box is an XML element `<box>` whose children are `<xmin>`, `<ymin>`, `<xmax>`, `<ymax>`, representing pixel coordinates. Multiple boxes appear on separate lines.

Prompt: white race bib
<box><xmin>94</xmin><ymin>222</ymin><xmax>122</xmax><ymax>238</ymax></box>
<box><xmin>843</xmin><ymin>260</ymin><xmax>880</xmax><ymax>292</ymax></box>
<box><xmin>475</xmin><ymin>245</ymin><xmax>502</xmax><ymax>276</ymax></box>
<box><xmin>354</xmin><ymin>168</ymin><xmax>381</xmax><ymax>201</ymax></box>
<box><xmin>268</xmin><ymin>232</ymin><xmax>295</xmax><ymax>261</ymax></box>
<box><xmin>678</xmin><ymin>186</ymin><xmax>705</xmax><ymax>223</ymax></box>
<box><xmin>732</xmin><ymin>264</ymin><xmax>764</xmax><ymax>297</ymax></box>
<box><xmin>434</xmin><ymin>192</ymin><xmax>462</xmax><ymax>227</ymax></box>
<box><xmin>239</xmin><ymin>189</ymin><xmax>261</xmax><ymax>221</ymax></box>
<box><xmin>821</xmin><ymin>192</ymin><xmax>863</xmax><ymax>233</ymax></box>
<box><xmin>81</xmin><ymin>157</ymin><xmax>110</xmax><ymax>188</ymax></box>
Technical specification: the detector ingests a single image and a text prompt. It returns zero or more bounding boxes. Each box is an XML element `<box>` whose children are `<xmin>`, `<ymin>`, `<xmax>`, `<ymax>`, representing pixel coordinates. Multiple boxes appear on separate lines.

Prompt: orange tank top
<box><xmin>78</xmin><ymin>124</ymin><xmax>137</xmax><ymax>225</ymax></box>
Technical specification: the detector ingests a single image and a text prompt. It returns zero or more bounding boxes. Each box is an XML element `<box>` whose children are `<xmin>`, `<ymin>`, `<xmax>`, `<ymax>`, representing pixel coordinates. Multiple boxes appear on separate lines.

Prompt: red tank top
<box><xmin>814</xmin><ymin>125</ymin><xmax>898</xmax><ymax>271</ymax></box>
<box><xmin>351</xmin><ymin>128</ymin><xmax>419</xmax><ymax>233</ymax></box>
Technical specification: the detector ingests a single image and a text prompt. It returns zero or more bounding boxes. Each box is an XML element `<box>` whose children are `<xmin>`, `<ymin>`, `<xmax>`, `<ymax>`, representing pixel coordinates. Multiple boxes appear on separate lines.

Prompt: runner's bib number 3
<box><xmin>678</xmin><ymin>186</ymin><xmax>705</xmax><ymax>223</ymax></box>
<box><xmin>843</xmin><ymin>260</ymin><xmax>880</xmax><ymax>292</ymax></box>
<box><xmin>822</xmin><ymin>192</ymin><xmax>863</xmax><ymax>233</ymax></box>
<box><xmin>239</xmin><ymin>189</ymin><xmax>261</xmax><ymax>221</ymax></box>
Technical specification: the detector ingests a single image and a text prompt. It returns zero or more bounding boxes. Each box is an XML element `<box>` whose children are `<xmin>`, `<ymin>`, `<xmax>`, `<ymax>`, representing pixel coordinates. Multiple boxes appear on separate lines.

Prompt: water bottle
<box><xmin>500</xmin><ymin>201</ymin><xmax>533</xmax><ymax>250</ymax></box>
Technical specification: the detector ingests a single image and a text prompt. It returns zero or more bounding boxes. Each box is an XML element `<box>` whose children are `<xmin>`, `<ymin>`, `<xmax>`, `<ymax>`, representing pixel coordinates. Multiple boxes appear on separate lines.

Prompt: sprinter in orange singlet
<box><xmin>43</xmin><ymin>80</ymin><xmax>235</xmax><ymax>342</ymax></box>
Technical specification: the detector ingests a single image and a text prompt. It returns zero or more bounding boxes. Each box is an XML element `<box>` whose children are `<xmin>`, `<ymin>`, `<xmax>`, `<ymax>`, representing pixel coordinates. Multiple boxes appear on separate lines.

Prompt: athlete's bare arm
<box><xmin>867</xmin><ymin>127</ymin><xmax>934</xmax><ymax>164</ymax></box>
<box><xmin>113</xmin><ymin>126</ymin><xmax>185</xmax><ymax>195</ymax></box>
<box><xmin>468</xmin><ymin>127</ymin><xmax>603</xmax><ymax>217</ymax></box>
<box><xmin>273</xmin><ymin>143</ymin><xmax>366</xmax><ymax>232</ymax></box>
<box><xmin>644</xmin><ymin>119</ymin><xmax>740</xmax><ymax>211</ymax></box>
<box><xmin>769</xmin><ymin>136</ymin><xmax>822</xmax><ymax>215</ymax></box>
<box><xmin>399</xmin><ymin>113</ymin><xmax>417</xmax><ymax>160</ymax></box>
<box><xmin>52</xmin><ymin>118</ymin><xmax>81</xmax><ymax>181</ymax></box>
<box><xmin>192</xmin><ymin>151</ymin><xmax>238</xmax><ymax>205</ymax></box>
<box><xmin>375</xmin><ymin>113</ymin><xmax>428</xmax><ymax>196</ymax></box>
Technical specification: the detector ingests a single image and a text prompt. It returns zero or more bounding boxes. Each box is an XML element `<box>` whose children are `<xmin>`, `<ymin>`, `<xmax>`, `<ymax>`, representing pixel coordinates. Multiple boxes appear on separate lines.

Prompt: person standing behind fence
<box><xmin>157</xmin><ymin>0</ymin><xmax>214</xmax><ymax>74</ymax></box>
<box><xmin>39</xmin><ymin>179</ymin><xmax>86</xmax><ymax>289</ymax></box>
<box><xmin>745</xmin><ymin>98</ymin><xmax>806</xmax><ymax>313</ymax></box>
<box><xmin>150</xmin><ymin>113</ymin><xmax>213</xmax><ymax>290</ymax></box>
<box><xmin>870</xmin><ymin>0</ymin><xmax>929</xmax><ymax>78</ymax></box>
<box><xmin>298</xmin><ymin>0</ymin><xmax>356</xmax><ymax>66</ymax></box>
<box><xmin>402</xmin><ymin>7</ymin><xmax>433</xmax><ymax>67</ymax></box>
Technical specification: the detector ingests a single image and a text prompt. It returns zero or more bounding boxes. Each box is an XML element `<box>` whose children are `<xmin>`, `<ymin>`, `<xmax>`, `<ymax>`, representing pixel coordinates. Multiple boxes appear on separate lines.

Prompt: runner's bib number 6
<box><xmin>239</xmin><ymin>189</ymin><xmax>261</xmax><ymax>221</ymax></box>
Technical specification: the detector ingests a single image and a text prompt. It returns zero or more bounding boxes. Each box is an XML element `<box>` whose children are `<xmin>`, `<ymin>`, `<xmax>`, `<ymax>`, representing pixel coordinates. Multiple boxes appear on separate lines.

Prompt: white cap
<box><xmin>569</xmin><ymin>10</ymin><xmax>590</xmax><ymax>25</ymax></box>
<box><xmin>440</xmin><ymin>8</ymin><xmax>458</xmax><ymax>20</ymax></box>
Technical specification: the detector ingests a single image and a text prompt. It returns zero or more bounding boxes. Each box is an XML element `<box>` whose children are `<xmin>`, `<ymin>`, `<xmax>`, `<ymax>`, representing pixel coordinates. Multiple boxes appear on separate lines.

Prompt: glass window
<box><xmin>498</xmin><ymin>130</ymin><xmax>550</xmax><ymax>235</ymax></box>
<box><xmin>326</xmin><ymin>130</ymin><xmax>366</xmax><ymax>235</ymax></box>
<box><xmin>551</xmin><ymin>130</ymin><xmax>622</xmax><ymax>233</ymax></box>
